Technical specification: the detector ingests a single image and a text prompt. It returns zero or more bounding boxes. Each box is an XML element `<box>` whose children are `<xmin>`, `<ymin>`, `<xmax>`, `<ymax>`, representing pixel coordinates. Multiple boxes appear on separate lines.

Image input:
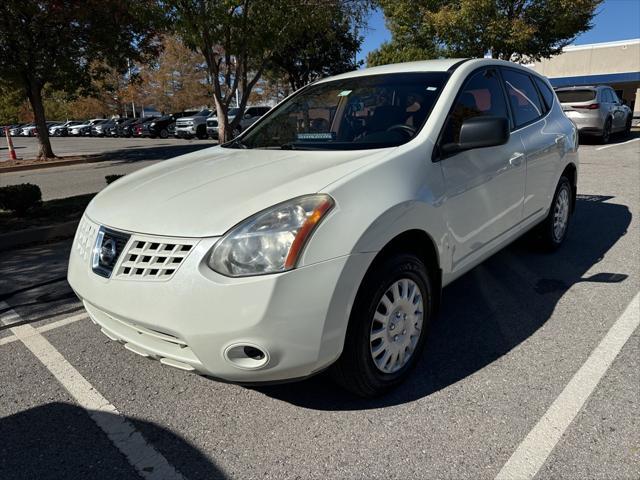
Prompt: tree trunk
<box><xmin>214</xmin><ymin>96</ymin><xmax>230</xmax><ymax>144</ymax></box>
<box><xmin>25</xmin><ymin>81</ymin><xmax>55</xmax><ymax>160</ymax></box>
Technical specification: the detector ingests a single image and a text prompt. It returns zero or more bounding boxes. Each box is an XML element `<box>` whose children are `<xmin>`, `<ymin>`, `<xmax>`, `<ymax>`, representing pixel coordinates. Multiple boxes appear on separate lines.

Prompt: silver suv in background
<box><xmin>206</xmin><ymin>106</ymin><xmax>270</xmax><ymax>139</ymax></box>
<box><xmin>174</xmin><ymin>109</ymin><xmax>212</xmax><ymax>139</ymax></box>
<box><xmin>555</xmin><ymin>85</ymin><xmax>632</xmax><ymax>143</ymax></box>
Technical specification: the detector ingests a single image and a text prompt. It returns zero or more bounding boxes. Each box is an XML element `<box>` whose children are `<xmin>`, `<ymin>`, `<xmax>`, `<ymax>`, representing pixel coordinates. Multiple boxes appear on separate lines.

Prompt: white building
<box><xmin>530</xmin><ymin>39</ymin><xmax>640</xmax><ymax>117</ymax></box>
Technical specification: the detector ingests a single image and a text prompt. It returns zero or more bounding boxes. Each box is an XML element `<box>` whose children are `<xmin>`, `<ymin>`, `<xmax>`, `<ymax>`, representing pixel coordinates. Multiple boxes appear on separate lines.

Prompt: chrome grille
<box><xmin>74</xmin><ymin>217</ymin><xmax>96</xmax><ymax>262</ymax></box>
<box><xmin>114</xmin><ymin>237</ymin><xmax>198</xmax><ymax>281</ymax></box>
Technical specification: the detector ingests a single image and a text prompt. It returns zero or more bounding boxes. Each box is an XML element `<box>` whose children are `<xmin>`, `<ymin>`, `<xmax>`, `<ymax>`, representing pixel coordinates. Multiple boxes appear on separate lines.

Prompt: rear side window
<box><xmin>502</xmin><ymin>69</ymin><xmax>544</xmax><ymax>128</ymax></box>
<box><xmin>441</xmin><ymin>68</ymin><xmax>509</xmax><ymax>145</ymax></box>
<box><xmin>556</xmin><ymin>89</ymin><xmax>596</xmax><ymax>103</ymax></box>
<box><xmin>533</xmin><ymin>76</ymin><xmax>555</xmax><ymax>111</ymax></box>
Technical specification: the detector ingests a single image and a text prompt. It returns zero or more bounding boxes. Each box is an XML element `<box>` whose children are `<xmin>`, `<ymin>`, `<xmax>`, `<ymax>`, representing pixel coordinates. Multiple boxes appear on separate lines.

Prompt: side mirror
<box><xmin>440</xmin><ymin>116</ymin><xmax>510</xmax><ymax>156</ymax></box>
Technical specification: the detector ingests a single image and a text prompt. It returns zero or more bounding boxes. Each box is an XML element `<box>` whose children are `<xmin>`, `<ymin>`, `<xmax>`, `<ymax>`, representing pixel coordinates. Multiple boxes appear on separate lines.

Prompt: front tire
<box><xmin>331</xmin><ymin>253</ymin><xmax>434</xmax><ymax>397</ymax></box>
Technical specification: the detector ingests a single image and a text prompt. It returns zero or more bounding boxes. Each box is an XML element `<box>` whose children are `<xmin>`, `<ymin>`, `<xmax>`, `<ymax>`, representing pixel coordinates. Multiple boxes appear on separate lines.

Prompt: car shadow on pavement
<box><xmin>579</xmin><ymin>129</ymin><xmax>639</xmax><ymax>145</ymax></box>
<box><xmin>98</xmin><ymin>143</ymin><xmax>215</xmax><ymax>164</ymax></box>
<box><xmin>0</xmin><ymin>402</ymin><xmax>226</xmax><ymax>480</ymax></box>
<box><xmin>255</xmin><ymin>194</ymin><xmax>632</xmax><ymax>410</ymax></box>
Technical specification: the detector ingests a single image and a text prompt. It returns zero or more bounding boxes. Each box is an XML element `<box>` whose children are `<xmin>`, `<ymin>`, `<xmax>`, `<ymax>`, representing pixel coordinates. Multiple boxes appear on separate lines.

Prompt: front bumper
<box><xmin>175</xmin><ymin>127</ymin><xmax>196</xmax><ymax>137</ymax></box>
<box><xmin>67</xmin><ymin>216</ymin><xmax>371</xmax><ymax>382</ymax></box>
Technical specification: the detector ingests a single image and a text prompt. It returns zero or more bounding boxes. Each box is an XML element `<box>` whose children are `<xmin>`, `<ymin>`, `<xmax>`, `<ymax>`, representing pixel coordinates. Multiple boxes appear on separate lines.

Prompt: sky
<box><xmin>357</xmin><ymin>0</ymin><xmax>640</xmax><ymax>63</ymax></box>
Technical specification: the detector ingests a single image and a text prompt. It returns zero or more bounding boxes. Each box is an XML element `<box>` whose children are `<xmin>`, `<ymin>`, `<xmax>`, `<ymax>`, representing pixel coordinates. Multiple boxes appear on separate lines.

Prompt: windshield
<box><xmin>195</xmin><ymin>109</ymin><xmax>211</xmax><ymax>117</ymax></box>
<box><xmin>227</xmin><ymin>72</ymin><xmax>449</xmax><ymax>150</ymax></box>
<box><xmin>556</xmin><ymin>89</ymin><xmax>596</xmax><ymax>103</ymax></box>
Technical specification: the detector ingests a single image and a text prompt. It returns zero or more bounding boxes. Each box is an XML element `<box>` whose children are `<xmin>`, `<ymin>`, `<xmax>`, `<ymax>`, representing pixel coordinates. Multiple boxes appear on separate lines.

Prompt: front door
<box><xmin>439</xmin><ymin>68</ymin><xmax>526</xmax><ymax>273</ymax></box>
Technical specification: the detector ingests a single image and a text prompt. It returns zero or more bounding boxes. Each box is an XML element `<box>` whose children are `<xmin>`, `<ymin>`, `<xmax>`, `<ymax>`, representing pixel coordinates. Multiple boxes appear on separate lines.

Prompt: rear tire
<box><xmin>536</xmin><ymin>176</ymin><xmax>572</xmax><ymax>251</ymax></box>
<box><xmin>600</xmin><ymin>118</ymin><xmax>612</xmax><ymax>144</ymax></box>
<box><xmin>624</xmin><ymin>115</ymin><xmax>632</xmax><ymax>138</ymax></box>
<box><xmin>331</xmin><ymin>253</ymin><xmax>434</xmax><ymax>397</ymax></box>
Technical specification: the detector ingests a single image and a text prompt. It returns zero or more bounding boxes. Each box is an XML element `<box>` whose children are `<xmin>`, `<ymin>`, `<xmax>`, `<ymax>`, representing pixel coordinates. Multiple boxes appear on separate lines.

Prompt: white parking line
<box><xmin>595</xmin><ymin>137</ymin><xmax>639</xmax><ymax>150</ymax></box>
<box><xmin>0</xmin><ymin>312</ymin><xmax>88</xmax><ymax>346</ymax></box>
<box><xmin>495</xmin><ymin>291</ymin><xmax>640</xmax><ymax>480</ymax></box>
<box><xmin>0</xmin><ymin>302</ymin><xmax>185</xmax><ymax>480</ymax></box>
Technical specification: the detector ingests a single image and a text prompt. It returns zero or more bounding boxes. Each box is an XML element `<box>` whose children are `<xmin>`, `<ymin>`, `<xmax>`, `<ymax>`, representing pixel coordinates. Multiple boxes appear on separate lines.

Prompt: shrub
<box><xmin>0</xmin><ymin>183</ymin><xmax>42</xmax><ymax>216</ymax></box>
<box><xmin>105</xmin><ymin>174</ymin><xmax>125</xmax><ymax>185</ymax></box>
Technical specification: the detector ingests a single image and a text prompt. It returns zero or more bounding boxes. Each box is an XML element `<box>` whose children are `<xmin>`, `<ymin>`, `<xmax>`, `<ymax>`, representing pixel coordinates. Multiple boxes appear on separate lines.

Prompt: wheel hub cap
<box><xmin>553</xmin><ymin>187</ymin><xmax>570</xmax><ymax>242</ymax></box>
<box><xmin>370</xmin><ymin>278</ymin><xmax>424</xmax><ymax>374</ymax></box>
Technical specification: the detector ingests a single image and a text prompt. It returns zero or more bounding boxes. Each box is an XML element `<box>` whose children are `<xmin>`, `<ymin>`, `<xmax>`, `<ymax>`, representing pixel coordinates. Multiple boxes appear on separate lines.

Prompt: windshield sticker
<box><xmin>297</xmin><ymin>132</ymin><xmax>336</xmax><ymax>141</ymax></box>
<box><xmin>338</xmin><ymin>90</ymin><xmax>352</xmax><ymax>97</ymax></box>
<box><xmin>426</xmin><ymin>86</ymin><xmax>438</xmax><ymax>91</ymax></box>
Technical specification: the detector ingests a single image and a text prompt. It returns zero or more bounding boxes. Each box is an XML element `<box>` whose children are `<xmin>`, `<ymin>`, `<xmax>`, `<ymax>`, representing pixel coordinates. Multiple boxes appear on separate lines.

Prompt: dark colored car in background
<box><xmin>117</xmin><ymin>118</ymin><xmax>144</xmax><ymax>138</ymax></box>
<box><xmin>133</xmin><ymin>117</ymin><xmax>158</xmax><ymax>137</ymax></box>
<box><xmin>141</xmin><ymin>111</ymin><xmax>198</xmax><ymax>138</ymax></box>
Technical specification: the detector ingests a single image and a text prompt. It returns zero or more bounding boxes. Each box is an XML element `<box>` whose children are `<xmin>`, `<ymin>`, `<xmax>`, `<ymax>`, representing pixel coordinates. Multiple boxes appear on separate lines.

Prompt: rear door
<box><xmin>608</xmin><ymin>88</ymin><xmax>626</xmax><ymax>130</ymax></box>
<box><xmin>502</xmin><ymin>69</ymin><xmax>564</xmax><ymax>219</ymax></box>
<box><xmin>439</xmin><ymin>68</ymin><xmax>526</xmax><ymax>272</ymax></box>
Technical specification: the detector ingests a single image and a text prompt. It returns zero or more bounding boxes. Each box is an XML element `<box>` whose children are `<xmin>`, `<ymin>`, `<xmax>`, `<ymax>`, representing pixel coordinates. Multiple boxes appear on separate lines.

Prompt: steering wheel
<box><xmin>386</xmin><ymin>124</ymin><xmax>416</xmax><ymax>137</ymax></box>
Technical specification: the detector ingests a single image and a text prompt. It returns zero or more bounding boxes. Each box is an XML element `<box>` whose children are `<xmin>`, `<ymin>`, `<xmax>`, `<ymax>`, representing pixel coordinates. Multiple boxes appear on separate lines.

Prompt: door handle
<box><xmin>509</xmin><ymin>153</ymin><xmax>524</xmax><ymax>167</ymax></box>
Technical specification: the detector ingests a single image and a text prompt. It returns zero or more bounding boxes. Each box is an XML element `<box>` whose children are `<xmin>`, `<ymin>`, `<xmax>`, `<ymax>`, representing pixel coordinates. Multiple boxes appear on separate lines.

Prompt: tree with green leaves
<box><xmin>170</xmin><ymin>0</ymin><xmax>372</xmax><ymax>143</ymax></box>
<box><xmin>0</xmin><ymin>1</ymin><xmax>165</xmax><ymax>159</ymax></box>
<box><xmin>268</xmin><ymin>2</ymin><xmax>371</xmax><ymax>91</ymax></box>
<box><xmin>369</xmin><ymin>0</ymin><xmax>602</xmax><ymax>66</ymax></box>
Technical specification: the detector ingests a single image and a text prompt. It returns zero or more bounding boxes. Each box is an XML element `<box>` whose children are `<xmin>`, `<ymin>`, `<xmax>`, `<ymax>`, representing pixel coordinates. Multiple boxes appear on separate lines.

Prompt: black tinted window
<box><xmin>534</xmin><ymin>76</ymin><xmax>555</xmax><ymax>111</ymax></box>
<box><xmin>502</xmin><ymin>69</ymin><xmax>544</xmax><ymax>127</ymax></box>
<box><xmin>556</xmin><ymin>89</ymin><xmax>596</xmax><ymax>103</ymax></box>
<box><xmin>441</xmin><ymin>68</ymin><xmax>508</xmax><ymax>145</ymax></box>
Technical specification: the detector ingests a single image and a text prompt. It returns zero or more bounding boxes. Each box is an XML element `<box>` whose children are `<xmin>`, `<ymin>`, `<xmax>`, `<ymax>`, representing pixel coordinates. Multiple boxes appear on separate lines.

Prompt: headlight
<box><xmin>150</xmin><ymin>122</ymin><xmax>156</xmax><ymax>127</ymax></box>
<box><xmin>208</xmin><ymin>194</ymin><xmax>334</xmax><ymax>277</ymax></box>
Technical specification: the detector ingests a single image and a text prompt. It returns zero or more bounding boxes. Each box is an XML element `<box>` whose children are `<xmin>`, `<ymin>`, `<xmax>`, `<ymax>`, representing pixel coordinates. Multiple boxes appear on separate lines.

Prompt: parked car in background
<box><xmin>555</xmin><ymin>85</ymin><xmax>633</xmax><ymax>143</ymax></box>
<box><xmin>68</xmin><ymin>58</ymin><xmax>578</xmax><ymax>397</ymax></box>
<box><xmin>50</xmin><ymin>121</ymin><xmax>83</xmax><ymax>136</ymax></box>
<box><xmin>20</xmin><ymin>124</ymin><xmax>39</xmax><ymax>136</ymax></box>
<box><xmin>101</xmin><ymin>118</ymin><xmax>128</xmax><ymax>137</ymax></box>
<box><xmin>174</xmin><ymin>109</ymin><xmax>212</xmax><ymax>139</ymax></box>
<box><xmin>91</xmin><ymin>119</ymin><xmax>118</xmax><ymax>137</ymax></box>
<box><xmin>9</xmin><ymin>124</ymin><xmax>28</xmax><ymax>136</ymax></box>
<box><xmin>142</xmin><ymin>111</ymin><xmax>198</xmax><ymax>138</ymax></box>
<box><xmin>133</xmin><ymin>117</ymin><xmax>158</xmax><ymax>137</ymax></box>
<box><xmin>69</xmin><ymin>119</ymin><xmax>104</xmax><ymax>136</ymax></box>
<box><xmin>206</xmin><ymin>106</ymin><xmax>271</xmax><ymax>139</ymax></box>
<box><xmin>115</xmin><ymin>118</ymin><xmax>139</xmax><ymax>138</ymax></box>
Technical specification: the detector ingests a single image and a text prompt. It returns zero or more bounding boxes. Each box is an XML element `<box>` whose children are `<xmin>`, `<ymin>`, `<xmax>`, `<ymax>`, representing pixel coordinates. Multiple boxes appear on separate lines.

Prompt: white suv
<box><xmin>68</xmin><ymin>58</ymin><xmax>578</xmax><ymax>397</ymax></box>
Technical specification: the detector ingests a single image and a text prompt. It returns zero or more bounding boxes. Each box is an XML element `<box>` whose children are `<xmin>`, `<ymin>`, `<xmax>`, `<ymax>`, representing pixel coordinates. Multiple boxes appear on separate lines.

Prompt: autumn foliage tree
<box><xmin>170</xmin><ymin>0</ymin><xmax>372</xmax><ymax>143</ymax></box>
<box><xmin>0</xmin><ymin>0</ymin><xmax>165</xmax><ymax>159</ymax></box>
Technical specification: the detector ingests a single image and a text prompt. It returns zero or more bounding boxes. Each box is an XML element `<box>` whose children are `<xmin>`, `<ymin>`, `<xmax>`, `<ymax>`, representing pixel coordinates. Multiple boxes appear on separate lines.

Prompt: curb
<box><xmin>0</xmin><ymin>220</ymin><xmax>79</xmax><ymax>252</ymax></box>
<box><xmin>0</xmin><ymin>156</ymin><xmax>103</xmax><ymax>174</ymax></box>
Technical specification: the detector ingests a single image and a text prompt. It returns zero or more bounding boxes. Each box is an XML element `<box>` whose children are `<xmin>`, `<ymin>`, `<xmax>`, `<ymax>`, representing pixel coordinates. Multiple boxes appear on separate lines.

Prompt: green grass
<box><xmin>0</xmin><ymin>193</ymin><xmax>95</xmax><ymax>233</ymax></box>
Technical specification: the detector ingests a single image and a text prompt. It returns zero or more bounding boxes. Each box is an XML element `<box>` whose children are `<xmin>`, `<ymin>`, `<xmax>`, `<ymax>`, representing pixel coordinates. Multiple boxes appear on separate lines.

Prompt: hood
<box><xmin>87</xmin><ymin>145</ymin><xmax>392</xmax><ymax>237</ymax></box>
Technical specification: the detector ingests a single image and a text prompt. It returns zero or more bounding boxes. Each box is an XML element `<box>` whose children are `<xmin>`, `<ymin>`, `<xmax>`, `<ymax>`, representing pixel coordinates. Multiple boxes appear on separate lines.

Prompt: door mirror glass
<box><xmin>441</xmin><ymin>116</ymin><xmax>510</xmax><ymax>155</ymax></box>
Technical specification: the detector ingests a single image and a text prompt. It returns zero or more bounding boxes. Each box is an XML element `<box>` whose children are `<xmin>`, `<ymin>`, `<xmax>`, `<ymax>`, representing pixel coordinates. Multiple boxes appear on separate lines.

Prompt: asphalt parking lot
<box><xmin>1</xmin><ymin>135</ymin><xmax>638</xmax><ymax>479</ymax></box>
<box><xmin>1</xmin><ymin>137</ymin><xmax>216</xmax><ymax>200</ymax></box>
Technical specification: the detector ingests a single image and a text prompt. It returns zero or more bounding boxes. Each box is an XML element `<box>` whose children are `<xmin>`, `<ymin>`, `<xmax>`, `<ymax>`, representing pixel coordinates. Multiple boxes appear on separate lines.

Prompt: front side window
<box><xmin>502</xmin><ymin>69</ymin><xmax>544</xmax><ymax>128</ymax></box>
<box><xmin>441</xmin><ymin>68</ymin><xmax>508</xmax><ymax>145</ymax></box>
<box><xmin>228</xmin><ymin>72</ymin><xmax>449</xmax><ymax>150</ymax></box>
